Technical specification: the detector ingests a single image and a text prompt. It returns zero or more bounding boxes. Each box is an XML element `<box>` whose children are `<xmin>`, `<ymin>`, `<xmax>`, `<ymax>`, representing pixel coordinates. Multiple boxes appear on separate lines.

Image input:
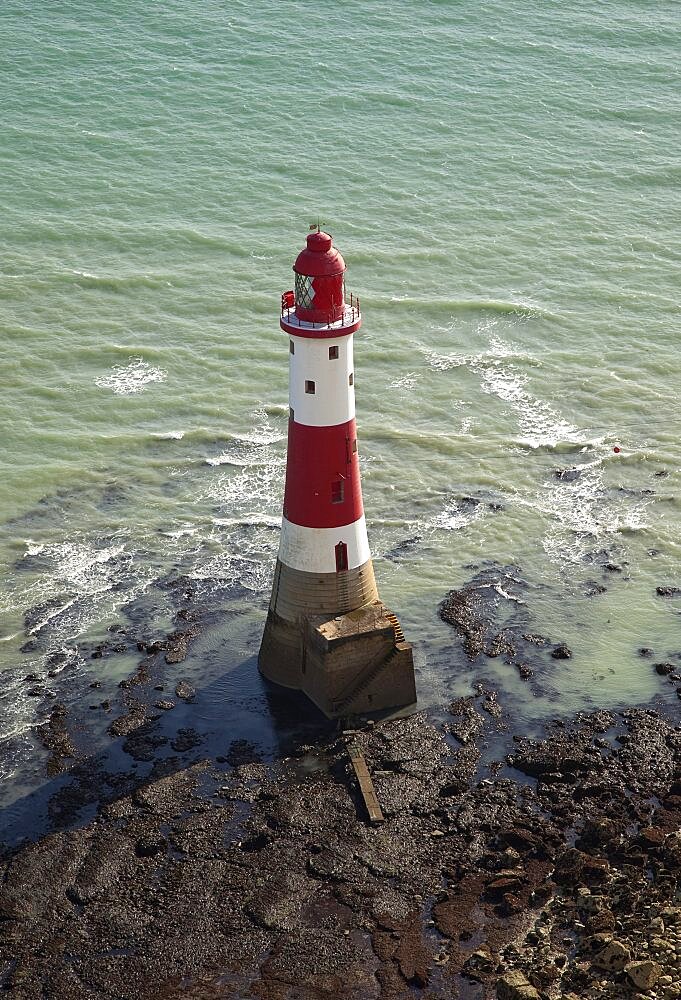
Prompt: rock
<box><xmin>134</xmin><ymin>835</ymin><xmax>167</xmax><ymax>858</ymax></box>
<box><xmin>591</xmin><ymin>936</ymin><xmax>631</xmax><ymax>971</ymax></box>
<box><xmin>585</xmin><ymin>909</ymin><xmax>615</xmax><ymax>934</ymax></box>
<box><xmin>555</xmin><ymin>468</ymin><xmax>581</xmax><ymax>482</ymax></box>
<box><xmin>174</xmin><ymin>680</ymin><xmax>196</xmax><ymax>701</ymax></box>
<box><xmin>654</xmin><ymin>662</ymin><xmax>675</xmax><ymax>675</ymax></box>
<box><xmin>154</xmin><ymin>699</ymin><xmax>175</xmax><ymax>711</ymax></box>
<box><xmin>551</xmin><ymin>643</ymin><xmax>572</xmax><ymax>660</ymax></box>
<box><xmin>656</xmin><ymin>586</ymin><xmax>681</xmax><ymax>597</ymax></box>
<box><xmin>638</xmin><ymin>647</ymin><xmax>655</xmax><ymax>657</ymax></box>
<box><xmin>625</xmin><ymin>959</ymin><xmax>661</xmax><ymax>991</ymax></box>
<box><xmin>165</xmin><ymin>629</ymin><xmax>198</xmax><ymax>664</ymax></box>
<box><xmin>485</xmin><ymin>876</ymin><xmax>523</xmax><ymax>900</ymax></box>
<box><xmin>497</xmin><ymin>970</ymin><xmax>541</xmax><ymax>1000</ymax></box>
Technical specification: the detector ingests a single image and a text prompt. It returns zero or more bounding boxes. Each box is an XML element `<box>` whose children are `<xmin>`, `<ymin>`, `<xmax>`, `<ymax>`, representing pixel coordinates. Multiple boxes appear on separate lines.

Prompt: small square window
<box><xmin>352</xmin><ymin>439</ymin><xmax>357</xmax><ymax>453</ymax></box>
<box><xmin>349</xmin><ymin>372</ymin><xmax>354</xmax><ymax>386</ymax></box>
<box><xmin>328</xmin><ymin>345</ymin><xmax>339</xmax><ymax>360</ymax></box>
<box><xmin>331</xmin><ymin>480</ymin><xmax>345</xmax><ymax>504</ymax></box>
<box><xmin>305</xmin><ymin>380</ymin><xmax>316</xmax><ymax>394</ymax></box>
<box><xmin>289</xmin><ymin>340</ymin><xmax>295</xmax><ymax>354</ymax></box>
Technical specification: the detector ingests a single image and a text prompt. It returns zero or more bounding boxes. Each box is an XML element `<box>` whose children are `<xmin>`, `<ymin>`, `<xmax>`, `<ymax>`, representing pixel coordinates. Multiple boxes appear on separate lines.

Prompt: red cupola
<box><xmin>292</xmin><ymin>230</ymin><xmax>346</xmax><ymax>325</ymax></box>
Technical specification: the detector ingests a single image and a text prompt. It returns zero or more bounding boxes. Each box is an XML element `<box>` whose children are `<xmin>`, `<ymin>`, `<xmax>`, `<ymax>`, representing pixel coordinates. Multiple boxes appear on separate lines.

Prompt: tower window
<box><xmin>289</xmin><ymin>340</ymin><xmax>295</xmax><ymax>354</ymax></box>
<box><xmin>335</xmin><ymin>541</ymin><xmax>348</xmax><ymax>573</ymax></box>
<box><xmin>289</xmin><ymin>407</ymin><xmax>294</xmax><ymax>421</ymax></box>
<box><xmin>331</xmin><ymin>480</ymin><xmax>345</xmax><ymax>504</ymax></box>
<box><xmin>328</xmin><ymin>345</ymin><xmax>339</xmax><ymax>360</ymax></box>
<box><xmin>349</xmin><ymin>372</ymin><xmax>354</xmax><ymax>386</ymax></box>
<box><xmin>352</xmin><ymin>438</ymin><xmax>357</xmax><ymax>453</ymax></box>
<box><xmin>305</xmin><ymin>380</ymin><xmax>315</xmax><ymax>394</ymax></box>
<box><xmin>295</xmin><ymin>272</ymin><xmax>315</xmax><ymax>309</ymax></box>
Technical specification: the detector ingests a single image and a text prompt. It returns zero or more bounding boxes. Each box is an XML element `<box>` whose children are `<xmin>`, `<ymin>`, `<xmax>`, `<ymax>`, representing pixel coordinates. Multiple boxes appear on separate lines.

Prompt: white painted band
<box><xmin>289</xmin><ymin>333</ymin><xmax>355</xmax><ymax>427</ymax></box>
<box><xmin>278</xmin><ymin>515</ymin><xmax>371</xmax><ymax>574</ymax></box>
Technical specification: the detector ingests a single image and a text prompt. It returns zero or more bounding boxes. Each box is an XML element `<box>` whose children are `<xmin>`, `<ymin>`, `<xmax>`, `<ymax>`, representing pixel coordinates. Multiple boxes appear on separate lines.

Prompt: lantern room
<box><xmin>292</xmin><ymin>230</ymin><xmax>346</xmax><ymax>325</ymax></box>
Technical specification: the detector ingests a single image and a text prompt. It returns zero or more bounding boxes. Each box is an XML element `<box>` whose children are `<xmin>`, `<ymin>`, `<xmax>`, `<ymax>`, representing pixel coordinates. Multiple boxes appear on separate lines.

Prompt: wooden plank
<box><xmin>348</xmin><ymin>743</ymin><xmax>384</xmax><ymax>823</ymax></box>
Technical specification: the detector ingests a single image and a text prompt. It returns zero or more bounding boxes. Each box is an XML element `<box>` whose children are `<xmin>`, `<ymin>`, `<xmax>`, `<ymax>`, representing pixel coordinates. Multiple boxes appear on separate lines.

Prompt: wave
<box><xmin>388</xmin><ymin>296</ymin><xmax>552</xmax><ymax>319</ymax></box>
<box><xmin>70</xmin><ymin>270</ymin><xmax>173</xmax><ymax>291</ymax></box>
<box><xmin>95</xmin><ymin>357</ymin><xmax>167</xmax><ymax>395</ymax></box>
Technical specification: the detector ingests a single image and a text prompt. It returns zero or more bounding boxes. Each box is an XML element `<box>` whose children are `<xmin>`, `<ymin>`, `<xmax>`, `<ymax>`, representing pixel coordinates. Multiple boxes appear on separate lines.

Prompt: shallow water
<box><xmin>1</xmin><ymin>1</ymin><xmax>680</xmax><ymax>816</ymax></box>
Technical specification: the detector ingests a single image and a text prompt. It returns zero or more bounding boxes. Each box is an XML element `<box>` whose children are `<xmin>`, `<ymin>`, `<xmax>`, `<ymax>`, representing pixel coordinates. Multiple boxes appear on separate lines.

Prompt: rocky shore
<box><xmin>1</xmin><ymin>568</ymin><xmax>679</xmax><ymax>999</ymax></box>
<box><xmin>0</xmin><ymin>702</ymin><xmax>679</xmax><ymax>998</ymax></box>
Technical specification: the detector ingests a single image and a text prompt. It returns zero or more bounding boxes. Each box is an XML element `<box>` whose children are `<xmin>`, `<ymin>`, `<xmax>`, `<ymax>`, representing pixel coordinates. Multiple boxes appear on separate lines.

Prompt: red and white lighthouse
<box><xmin>258</xmin><ymin>229</ymin><xmax>416</xmax><ymax>718</ymax></box>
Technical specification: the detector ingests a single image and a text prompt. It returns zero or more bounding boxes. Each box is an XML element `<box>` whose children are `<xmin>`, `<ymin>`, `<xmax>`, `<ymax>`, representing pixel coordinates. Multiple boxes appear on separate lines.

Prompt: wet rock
<box><xmin>654</xmin><ymin>662</ymin><xmax>675</xmax><ymax>676</ymax></box>
<box><xmin>555</xmin><ymin>468</ymin><xmax>582</xmax><ymax>482</ymax></box>
<box><xmin>154</xmin><ymin>699</ymin><xmax>175</xmax><ymax>711</ymax></box>
<box><xmin>164</xmin><ymin>628</ymin><xmax>198</xmax><ymax>664</ymax></box>
<box><xmin>382</xmin><ymin>535</ymin><xmax>422</xmax><ymax>562</ymax></box>
<box><xmin>638</xmin><ymin>647</ymin><xmax>654</xmax><ymax>658</ymax></box>
<box><xmin>446</xmin><ymin>698</ymin><xmax>484</xmax><ymax>744</ymax></box>
<box><xmin>439</xmin><ymin>565</ymin><xmax>528</xmax><ymax>660</ymax></box>
<box><xmin>23</xmin><ymin>596</ymin><xmax>73</xmax><ymax>632</ymax></box>
<box><xmin>522</xmin><ymin>633</ymin><xmax>547</xmax><ymax>646</ymax></box>
<box><xmin>551</xmin><ymin>643</ymin><xmax>572</xmax><ymax>660</ymax></box>
<box><xmin>174</xmin><ymin>680</ymin><xmax>196</xmax><ymax>701</ymax></box>
<box><xmin>171</xmin><ymin>729</ymin><xmax>202</xmax><ymax>753</ymax></box>
<box><xmin>134</xmin><ymin>834</ymin><xmax>167</xmax><ymax>858</ymax></box>
<box><xmin>656</xmin><ymin>586</ymin><xmax>681</xmax><ymax>597</ymax></box>
<box><xmin>497</xmin><ymin>970</ymin><xmax>541</xmax><ymax>1000</ymax></box>
<box><xmin>625</xmin><ymin>959</ymin><xmax>662</xmax><ymax>991</ymax></box>
<box><xmin>34</xmin><ymin>702</ymin><xmax>77</xmax><ymax>776</ymax></box>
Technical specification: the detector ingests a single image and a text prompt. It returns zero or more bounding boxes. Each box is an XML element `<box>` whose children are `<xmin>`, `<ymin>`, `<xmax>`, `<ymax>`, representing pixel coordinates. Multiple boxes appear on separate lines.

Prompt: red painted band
<box><xmin>283</xmin><ymin>418</ymin><xmax>364</xmax><ymax>529</ymax></box>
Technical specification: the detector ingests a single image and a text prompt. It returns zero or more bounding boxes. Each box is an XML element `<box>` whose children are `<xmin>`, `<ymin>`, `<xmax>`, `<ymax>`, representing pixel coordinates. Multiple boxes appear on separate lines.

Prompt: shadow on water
<box><xmin>0</xmin><ymin>653</ymin><xmax>336</xmax><ymax>851</ymax></box>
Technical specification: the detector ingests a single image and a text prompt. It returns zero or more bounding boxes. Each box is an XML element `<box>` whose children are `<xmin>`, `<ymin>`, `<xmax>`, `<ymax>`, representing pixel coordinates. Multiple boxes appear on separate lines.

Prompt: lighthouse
<box><xmin>258</xmin><ymin>228</ymin><xmax>417</xmax><ymax>718</ymax></box>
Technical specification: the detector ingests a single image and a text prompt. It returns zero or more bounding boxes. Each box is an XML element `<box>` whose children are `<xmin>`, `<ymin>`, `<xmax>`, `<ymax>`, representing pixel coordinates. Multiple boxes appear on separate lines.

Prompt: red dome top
<box><xmin>293</xmin><ymin>231</ymin><xmax>346</xmax><ymax>278</ymax></box>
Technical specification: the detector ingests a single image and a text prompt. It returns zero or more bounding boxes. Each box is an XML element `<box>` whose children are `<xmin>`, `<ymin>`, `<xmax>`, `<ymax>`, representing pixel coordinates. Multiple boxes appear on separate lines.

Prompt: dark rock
<box><xmin>555</xmin><ymin>468</ymin><xmax>582</xmax><ymax>482</ymax></box>
<box><xmin>154</xmin><ymin>699</ymin><xmax>175</xmax><ymax>711</ymax></box>
<box><xmin>164</xmin><ymin>629</ymin><xmax>198</xmax><ymax>664</ymax></box>
<box><xmin>638</xmin><ymin>647</ymin><xmax>654</xmax><ymax>658</ymax></box>
<box><xmin>584</xmin><ymin>909</ymin><xmax>615</xmax><ymax>934</ymax></box>
<box><xmin>174</xmin><ymin>680</ymin><xmax>196</xmax><ymax>701</ymax></box>
<box><xmin>134</xmin><ymin>835</ymin><xmax>167</xmax><ymax>858</ymax></box>
<box><xmin>171</xmin><ymin>728</ymin><xmax>203</xmax><ymax>753</ymax></box>
<box><xmin>654</xmin><ymin>662</ymin><xmax>675</xmax><ymax>676</ymax></box>
<box><xmin>656</xmin><ymin>586</ymin><xmax>681</xmax><ymax>597</ymax></box>
<box><xmin>522</xmin><ymin>633</ymin><xmax>547</xmax><ymax>646</ymax></box>
<box><xmin>551</xmin><ymin>644</ymin><xmax>572</xmax><ymax>660</ymax></box>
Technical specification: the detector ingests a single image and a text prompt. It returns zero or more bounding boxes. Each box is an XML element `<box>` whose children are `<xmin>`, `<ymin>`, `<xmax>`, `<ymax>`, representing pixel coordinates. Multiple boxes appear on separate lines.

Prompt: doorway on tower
<box><xmin>335</xmin><ymin>541</ymin><xmax>348</xmax><ymax>573</ymax></box>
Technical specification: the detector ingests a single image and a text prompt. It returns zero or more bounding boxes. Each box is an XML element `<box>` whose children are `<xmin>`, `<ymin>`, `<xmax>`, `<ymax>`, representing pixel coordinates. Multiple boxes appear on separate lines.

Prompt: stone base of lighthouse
<box><xmin>258</xmin><ymin>561</ymin><xmax>417</xmax><ymax>719</ymax></box>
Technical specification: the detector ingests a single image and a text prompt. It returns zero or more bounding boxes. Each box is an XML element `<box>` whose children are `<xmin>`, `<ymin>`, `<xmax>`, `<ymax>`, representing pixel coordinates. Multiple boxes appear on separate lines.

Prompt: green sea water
<box><xmin>1</xmin><ymin>1</ymin><xmax>680</xmax><ymax>797</ymax></box>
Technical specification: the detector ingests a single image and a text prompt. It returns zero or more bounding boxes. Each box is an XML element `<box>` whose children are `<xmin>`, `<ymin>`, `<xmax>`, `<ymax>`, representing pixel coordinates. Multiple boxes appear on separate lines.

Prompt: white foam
<box><xmin>430</xmin><ymin>498</ymin><xmax>486</xmax><ymax>532</ymax></box>
<box><xmin>477</xmin><ymin>363</ymin><xmax>584</xmax><ymax>449</ymax></box>
<box><xmin>153</xmin><ymin>430</ymin><xmax>184</xmax><ymax>440</ymax></box>
<box><xmin>389</xmin><ymin>372</ymin><xmax>421</xmax><ymax>390</ymax></box>
<box><xmin>515</xmin><ymin>456</ymin><xmax>654</xmax><ymax>569</ymax></box>
<box><xmin>95</xmin><ymin>357</ymin><xmax>167</xmax><ymax>395</ymax></box>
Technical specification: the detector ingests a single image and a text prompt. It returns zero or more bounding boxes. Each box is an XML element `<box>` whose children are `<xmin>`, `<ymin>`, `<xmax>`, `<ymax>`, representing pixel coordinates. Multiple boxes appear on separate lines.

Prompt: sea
<box><xmin>1</xmin><ymin>0</ymin><xmax>680</xmax><ymax>835</ymax></box>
